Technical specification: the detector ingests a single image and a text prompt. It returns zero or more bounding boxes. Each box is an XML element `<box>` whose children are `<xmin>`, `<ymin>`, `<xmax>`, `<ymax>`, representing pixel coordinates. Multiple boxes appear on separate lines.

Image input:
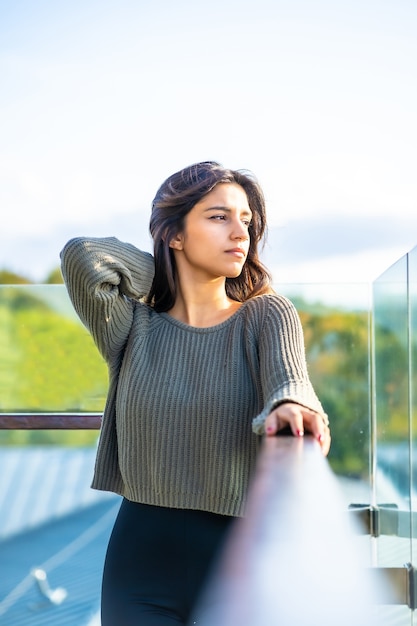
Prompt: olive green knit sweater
<box><xmin>61</xmin><ymin>236</ymin><xmax>325</xmax><ymax>517</ymax></box>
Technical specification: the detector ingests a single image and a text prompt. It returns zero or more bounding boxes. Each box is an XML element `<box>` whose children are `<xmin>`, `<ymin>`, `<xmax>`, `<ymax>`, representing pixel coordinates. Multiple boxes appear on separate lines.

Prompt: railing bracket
<box><xmin>369</xmin><ymin>563</ymin><xmax>417</xmax><ymax>609</ymax></box>
<box><xmin>349</xmin><ymin>503</ymin><xmax>401</xmax><ymax>537</ymax></box>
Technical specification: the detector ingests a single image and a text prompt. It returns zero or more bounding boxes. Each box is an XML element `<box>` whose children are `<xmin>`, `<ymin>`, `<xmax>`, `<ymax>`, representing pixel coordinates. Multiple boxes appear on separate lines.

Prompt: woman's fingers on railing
<box><xmin>264</xmin><ymin>403</ymin><xmax>331</xmax><ymax>456</ymax></box>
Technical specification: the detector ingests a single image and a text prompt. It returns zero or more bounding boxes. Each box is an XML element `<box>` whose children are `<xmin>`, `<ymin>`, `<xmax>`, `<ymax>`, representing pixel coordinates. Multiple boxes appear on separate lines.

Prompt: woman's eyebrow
<box><xmin>203</xmin><ymin>206</ymin><xmax>252</xmax><ymax>216</ymax></box>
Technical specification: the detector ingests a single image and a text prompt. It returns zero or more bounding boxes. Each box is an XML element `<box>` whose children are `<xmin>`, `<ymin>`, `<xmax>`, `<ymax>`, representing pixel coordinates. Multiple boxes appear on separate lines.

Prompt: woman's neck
<box><xmin>167</xmin><ymin>280</ymin><xmax>241</xmax><ymax>328</ymax></box>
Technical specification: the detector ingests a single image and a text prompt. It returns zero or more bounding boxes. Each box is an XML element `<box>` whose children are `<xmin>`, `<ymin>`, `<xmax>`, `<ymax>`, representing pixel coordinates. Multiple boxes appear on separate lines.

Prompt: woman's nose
<box><xmin>232</xmin><ymin>221</ymin><xmax>249</xmax><ymax>240</ymax></box>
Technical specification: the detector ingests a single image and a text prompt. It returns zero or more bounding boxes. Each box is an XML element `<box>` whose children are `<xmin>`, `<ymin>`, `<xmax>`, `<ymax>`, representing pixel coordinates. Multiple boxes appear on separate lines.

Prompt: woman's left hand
<box><xmin>264</xmin><ymin>402</ymin><xmax>331</xmax><ymax>456</ymax></box>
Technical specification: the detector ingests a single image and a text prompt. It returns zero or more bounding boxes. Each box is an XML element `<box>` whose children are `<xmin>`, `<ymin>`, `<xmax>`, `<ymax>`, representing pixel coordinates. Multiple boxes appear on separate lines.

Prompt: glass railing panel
<box><xmin>1</xmin><ymin>282</ymin><xmax>373</xmax><ymax>505</ymax></box>
<box><xmin>373</xmin><ymin>256</ymin><xmax>410</xmax><ymax>506</ymax></box>
<box><xmin>277</xmin><ymin>282</ymin><xmax>372</xmax><ymax>508</ymax></box>
<box><xmin>409</xmin><ymin>247</ymin><xmax>417</xmax><ymax>569</ymax></box>
<box><xmin>373</xmin><ymin>254</ymin><xmax>411</xmax><ymax>587</ymax></box>
<box><xmin>0</xmin><ymin>284</ymin><xmax>107</xmax><ymax>446</ymax></box>
<box><xmin>0</xmin><ymin>285</ymin><xmax>108</xmax><ymax>414</ymax></box>
<box><xmin>0</xmin><ymin>281</ymin><xmax>375</xmax><ymax>618</ymax></box>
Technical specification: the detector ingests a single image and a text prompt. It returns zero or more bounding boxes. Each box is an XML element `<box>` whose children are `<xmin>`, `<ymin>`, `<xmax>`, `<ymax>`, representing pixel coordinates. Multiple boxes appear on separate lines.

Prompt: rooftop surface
<box><xmin>0</xmin><ymin>446</ymin><xmax>120</xmax><ymax>625</ymax></box>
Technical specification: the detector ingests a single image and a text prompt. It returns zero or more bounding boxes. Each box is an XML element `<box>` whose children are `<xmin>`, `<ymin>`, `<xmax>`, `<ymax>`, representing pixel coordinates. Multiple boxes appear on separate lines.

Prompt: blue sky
<box><xmin>1</xmin><ymin>0</ymin><xmax>416</xmax><ymax>283</ymax></box>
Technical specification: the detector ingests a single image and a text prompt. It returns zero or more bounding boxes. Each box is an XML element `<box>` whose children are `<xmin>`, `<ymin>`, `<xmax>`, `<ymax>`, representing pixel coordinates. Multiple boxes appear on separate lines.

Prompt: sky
<box><xmin>1</xmin><ymin>0</ymin><xmax>416</xmax><ymax>287</ymax></box>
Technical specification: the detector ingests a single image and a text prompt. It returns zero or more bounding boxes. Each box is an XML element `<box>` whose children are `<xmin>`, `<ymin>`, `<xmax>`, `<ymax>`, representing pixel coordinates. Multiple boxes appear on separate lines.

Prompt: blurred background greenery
<box><xmin>2</xmin><ymin>269</ymin><xmax>406</xmax><ymax>479</ymax></box>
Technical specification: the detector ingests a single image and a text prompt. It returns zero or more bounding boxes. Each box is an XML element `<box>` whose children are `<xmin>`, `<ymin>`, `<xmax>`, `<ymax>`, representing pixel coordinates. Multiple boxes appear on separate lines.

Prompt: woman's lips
<box><xmin>225</xmin><ymin>248</ymin><xmax>246</xmax><ymax>258</ymax></box>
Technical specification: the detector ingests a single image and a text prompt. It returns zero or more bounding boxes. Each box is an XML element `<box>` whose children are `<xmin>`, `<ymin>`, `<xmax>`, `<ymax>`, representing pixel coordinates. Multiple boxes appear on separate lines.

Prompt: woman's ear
<box><xmin>169</xmin><ymin>232</ymin><xmax>184</xmax><ymax>250</ymax></box>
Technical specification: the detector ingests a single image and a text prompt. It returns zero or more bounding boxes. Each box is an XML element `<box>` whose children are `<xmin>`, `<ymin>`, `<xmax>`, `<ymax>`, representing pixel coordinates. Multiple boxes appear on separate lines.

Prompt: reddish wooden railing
<box><xmin>0</xmin><ymin>413</ymin><xmax>101</xmax><ymax>429</ymax></box>
<box><xmin>194</xmin><ymin>435</ymin><xmax>386</xmax><ymax>625</ymax></box>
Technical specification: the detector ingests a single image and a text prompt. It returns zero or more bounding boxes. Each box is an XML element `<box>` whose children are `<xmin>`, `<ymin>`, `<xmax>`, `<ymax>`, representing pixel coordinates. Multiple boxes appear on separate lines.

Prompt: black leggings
<box><xmin>101</xmin><ymin>499</ymin><xmax>233</xmax><ymax>625</ymax></box>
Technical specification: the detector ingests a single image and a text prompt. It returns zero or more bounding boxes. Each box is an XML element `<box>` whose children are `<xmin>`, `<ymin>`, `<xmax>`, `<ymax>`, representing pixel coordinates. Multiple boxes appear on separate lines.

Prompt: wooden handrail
<box><xmin>0</xmin><ymin>415</ymin><xmax>391</xmax><ymax>621</ymax></box>
<box><xmin>0</xmin><ymin>413</ymin><xmax>102</xmax><ymax>429</ymax></box>
<box><xmin>193</xmin><ymin>435</ymin><xmax>387</xmax><ymax>625</ymax></box>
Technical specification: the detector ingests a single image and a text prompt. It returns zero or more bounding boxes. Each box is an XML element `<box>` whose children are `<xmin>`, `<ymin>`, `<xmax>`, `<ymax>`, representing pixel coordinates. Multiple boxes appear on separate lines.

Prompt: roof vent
<box><xmin>31</xmin><ymin>568</ymin><xmax>67</xmax><ymax>605</ymax></box>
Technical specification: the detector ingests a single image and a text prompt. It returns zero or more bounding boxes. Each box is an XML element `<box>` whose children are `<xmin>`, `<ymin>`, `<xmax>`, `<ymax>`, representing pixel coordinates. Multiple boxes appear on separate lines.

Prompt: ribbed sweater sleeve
<box><xmin>252</xmin><ymin>295</ymin><xmax>325</xmax><ymax>434</ymax></box>
<box><xmin>60</xmin><ymin>236</ymin><xmax>154</xmax><ymax>363</ymax></box>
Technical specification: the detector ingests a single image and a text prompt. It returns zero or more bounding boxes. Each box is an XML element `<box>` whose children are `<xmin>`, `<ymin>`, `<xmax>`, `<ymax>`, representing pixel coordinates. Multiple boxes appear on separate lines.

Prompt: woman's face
<box><xmin>170</xmin><ymin>183</ymin><xmax>252</xmax><ymax>282</ymax></box>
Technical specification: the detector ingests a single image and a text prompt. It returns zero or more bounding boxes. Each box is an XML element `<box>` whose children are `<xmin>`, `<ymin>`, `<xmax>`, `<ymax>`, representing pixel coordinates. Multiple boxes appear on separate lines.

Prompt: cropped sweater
<box><xmin>60</xmin><ymin>236</ymin><xmax>325</xmax><ymax>517</ymax></box>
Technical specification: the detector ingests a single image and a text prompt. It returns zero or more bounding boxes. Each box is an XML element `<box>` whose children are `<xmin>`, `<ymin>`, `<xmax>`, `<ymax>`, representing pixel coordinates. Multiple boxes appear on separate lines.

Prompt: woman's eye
<box><xmin>210</xmin><ymin>215</ymin><xmax>226</xmax><ymax>221</ymax></box>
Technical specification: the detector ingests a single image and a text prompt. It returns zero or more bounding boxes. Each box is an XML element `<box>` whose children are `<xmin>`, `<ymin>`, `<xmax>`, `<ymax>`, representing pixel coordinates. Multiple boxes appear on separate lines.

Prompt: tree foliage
<box><xmin>0</xmin><ymin>265</ymin><xmax>64</xmax><ymax>285</ymax></box>
<box><xmin>0</xmin><ymin>286</ymin><xmax>107</xmax><ymax>446</ymax></box>
<box><xmin>299</xmin><ymin>306</ymin><xmax>370</xmax><ymax>475</ymax></box>
<box><xmin>0</xmin><ymin>270</ymin><xmax>32</xmax><ymax>285</ymax></box>
<box><xmin>45</xmin><ymin>267</ymin><xmax>65</xmax><ymax>284</ymax></box>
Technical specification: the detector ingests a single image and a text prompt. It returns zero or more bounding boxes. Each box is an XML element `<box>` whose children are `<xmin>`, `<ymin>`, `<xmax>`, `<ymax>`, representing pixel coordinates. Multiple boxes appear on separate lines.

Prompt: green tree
<box><xmin>299</xmin><ymin>306</ymin><xmax>370</xmax><ymax>476</ymax></box>
<box><xmin>0</xmin><ymin>270</ymin><xmax>32</xmax><ymax>285</ymax></box>
<box><xmin>45</xmin><ymin>267</ymin><xmax>64</xmax><ymax>284</ymax></box>
<box><xmin>0</xmin><ymin>286</ymin><xmax>107</xmax><ymax>446</ymax></box>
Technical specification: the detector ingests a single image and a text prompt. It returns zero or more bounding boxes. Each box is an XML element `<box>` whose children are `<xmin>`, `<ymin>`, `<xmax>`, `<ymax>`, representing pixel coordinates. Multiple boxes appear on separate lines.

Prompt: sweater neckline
<box><xmin>159</xmin><ymin>300</ymin><xmax>251</xmax><ymax>333</ymax></box>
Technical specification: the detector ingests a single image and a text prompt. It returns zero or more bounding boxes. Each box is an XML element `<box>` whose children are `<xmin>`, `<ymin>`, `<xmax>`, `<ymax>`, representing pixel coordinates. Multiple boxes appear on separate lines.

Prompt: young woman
<box><xmin>61</xmin><ymin>161</ymin><xmax>330</xmax><ymax>625</ymax></box>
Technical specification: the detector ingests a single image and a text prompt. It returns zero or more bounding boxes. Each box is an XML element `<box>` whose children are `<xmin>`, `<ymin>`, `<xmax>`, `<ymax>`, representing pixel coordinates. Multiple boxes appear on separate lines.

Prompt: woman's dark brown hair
<box><xmin>147</xmin><ymin>161</ymin><xmax>272</xmax><ymax>311</ymax></box>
